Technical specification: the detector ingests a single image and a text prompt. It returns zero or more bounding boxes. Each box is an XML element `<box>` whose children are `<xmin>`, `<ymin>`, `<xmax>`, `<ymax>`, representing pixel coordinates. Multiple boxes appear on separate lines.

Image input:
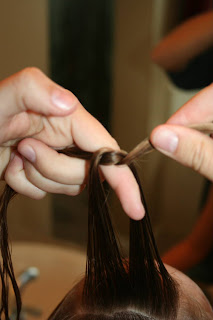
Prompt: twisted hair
<box><xmin>0</xmin><ymin>123</ymin><xmax>212</xmax><ymax>319</ymax></box>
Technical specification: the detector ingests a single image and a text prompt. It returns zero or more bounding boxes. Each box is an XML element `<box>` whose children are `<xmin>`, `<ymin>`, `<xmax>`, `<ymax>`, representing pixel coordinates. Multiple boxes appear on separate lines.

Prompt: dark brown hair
<box><xmin>49</xmin><ymin>142</ymin><xmax>179</xmax><ymax>320</ymax></box>
<box><xmin>1</xmin><ymin>122</ymin><xmax>213</xmax><ymax>320</ymax></box>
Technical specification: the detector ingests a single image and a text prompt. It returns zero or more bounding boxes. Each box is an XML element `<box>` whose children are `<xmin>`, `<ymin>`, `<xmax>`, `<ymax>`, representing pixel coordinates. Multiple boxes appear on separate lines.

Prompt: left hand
<box><xmin>6</xmin><ymin>97</ymin><xmax>144</xmax><ymax>220</ymax></box>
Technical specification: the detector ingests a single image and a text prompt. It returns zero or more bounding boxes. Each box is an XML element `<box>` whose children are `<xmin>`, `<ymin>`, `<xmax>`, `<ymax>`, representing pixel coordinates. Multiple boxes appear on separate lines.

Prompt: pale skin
<box><xmin>0</xmin><ymin>67</ymin><xmax>144</xmax><ymax>220</ymax></box>
<box><xmin>150</xmin><ymin>83</ymin><xmax>213</xmax><ymax>181</ymax></box>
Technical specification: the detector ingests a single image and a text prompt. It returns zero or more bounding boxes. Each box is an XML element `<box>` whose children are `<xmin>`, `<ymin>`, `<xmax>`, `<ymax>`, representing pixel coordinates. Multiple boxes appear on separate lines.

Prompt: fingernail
<box><xmin>19</xmin><ymin>145</ymin><xmax>36</xmax><ymax>162</ymax></box>
<box><xmin>51</xmin><ymin>89</ymin><xmax>77</xmax><ymax>111</ymax></box>
<box><xmin>152</xmin><ymin>128</ymin><xmax>178</xmax><ymax>154</ymax></box>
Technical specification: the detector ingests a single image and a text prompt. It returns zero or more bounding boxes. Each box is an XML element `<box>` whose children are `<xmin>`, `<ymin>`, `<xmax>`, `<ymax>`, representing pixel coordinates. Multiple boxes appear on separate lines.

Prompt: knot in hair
<box><xmin>90</xmin><ymin>138</ymin><xmax>153</xmax><ymax>167</ymax></box>
<box><xmin>60</xmin><ymin>138</ymin><xmax>153</xmax><ymax>167</ymax></box>
<box><xmin>91</xmin><ymin>148</ymin><xmax>128</xmax><ymax>166</ymax></box>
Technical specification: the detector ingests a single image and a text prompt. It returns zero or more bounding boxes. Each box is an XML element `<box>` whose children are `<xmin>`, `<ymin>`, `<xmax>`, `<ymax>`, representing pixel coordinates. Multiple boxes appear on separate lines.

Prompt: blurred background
<box><xmin>0</xmin><ymin>0</ymin><xmax>212</xmax><ymax>318</ymax></box>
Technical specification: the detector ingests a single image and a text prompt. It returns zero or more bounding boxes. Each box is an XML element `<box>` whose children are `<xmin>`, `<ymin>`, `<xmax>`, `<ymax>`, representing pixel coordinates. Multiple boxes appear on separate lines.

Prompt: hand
<box><xmin>0</xmin><ymin>67</ymin><xmax>78</xmax><ymax>176</ymax></box>
<box><xmin>150</xmin><ymin>83</ymin><xmax>213</xmax><ymax>181</ymax></box>
<box><xmin>3</xmin><ymin>68</ymin><xmax>144</xmax><ymax>220</ymax></box>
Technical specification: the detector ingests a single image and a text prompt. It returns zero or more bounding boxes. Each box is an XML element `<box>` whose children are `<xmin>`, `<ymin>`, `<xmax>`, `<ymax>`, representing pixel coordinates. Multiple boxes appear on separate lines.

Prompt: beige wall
<box><xmin>0</xmin><ymin>0</ymin><xmax>49</xmax><ymax>79</ymax></box>
<box><xmin>112</xmin><ymin>0</ymin><xmax>204</xmax><ymax>252</ymax></box>
<box><xmin>112</xmin><ymin>0</ymin><xmax>153</xmax><ymax>148</ymax></box>
<box><xmin>0</xmin><ymin>0</ymin><xmax>52</xmax><ymax>240</ymax></box>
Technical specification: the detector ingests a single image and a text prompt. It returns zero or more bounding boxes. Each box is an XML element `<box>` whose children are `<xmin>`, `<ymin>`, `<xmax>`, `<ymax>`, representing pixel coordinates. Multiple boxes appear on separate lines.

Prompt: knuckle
<box><xmin>15</xmin><ymin>67</ymin><xmax>45</xmax><ymax>109</ymax></box>
<box><xmin>20</xmin><ymin>67</ymin><xmax>43</xmax><ymax>82</ymax></box>
<box><xmin>65</xmin><ymin>185</ymin><xmax>82</xmax><ymax>196</ymax></box>
<box><xmin>26</xmin><ymin>159</ymin><xmax>53</xmax><ymax>180</ymax></box>
<box><xmin>41</xmin><ymin>166</ymin><xmax>54</xmax><ymax>179</ymax></box>
<box><xmin>190</xmin><ymin>141</ymin><xmax>207</xmax><ymax>172</ymax></box>
<box><xmin>66</xmin><ymin>191</ymin><xmax>80</xmax><ymax>197</ymax></box>
<box><xmin>31</xmin><ymin>190</ymin><xmax>46</xmax><ymax>200</ymax></box>
<box><xmin>4</xmin><ymin>163</ymin><xmax>20</xmax><ymax>181</ymax></box>
<box><xmin>24</xmin><ymin>161</ymin><xmax>36</xmax><ymax>180</ymax></box>
<box><xmin>17</xmin><ymin>67</ymin><xmax>44</xmax><ymax>91</ymax></box>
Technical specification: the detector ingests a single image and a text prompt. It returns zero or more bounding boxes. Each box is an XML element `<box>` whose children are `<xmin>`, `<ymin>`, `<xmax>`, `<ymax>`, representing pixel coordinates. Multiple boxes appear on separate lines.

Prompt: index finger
<box><xmin>101</xmin><ymin>164</ymin><xmax>145</xmax><ymax>220</ymax></box>
<box><xmin>70</xmin><ymin>105</ymin><xmax>145</xmax><ymax>220</ymax></box>
<box><xmin>167</xmin><ymin>84</ymin><xmax>213</xmax><ymax>125</ymax></box>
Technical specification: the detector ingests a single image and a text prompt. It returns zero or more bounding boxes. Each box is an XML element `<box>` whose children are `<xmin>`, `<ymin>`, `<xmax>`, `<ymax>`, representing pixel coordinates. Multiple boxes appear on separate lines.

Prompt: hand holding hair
<box><xmin>150</xmin><ymin>84</ymin><xmax>213</xmax><ymax>181</ymax></box>
<box><xmin>3</xmin><ymin>69</ymin><xmax>213</xmax><ymax>221</ymax></box>
<box><xmin>0</xmin><ymin>141</ymin><xmax>179</xmax><ymax>320</ymax></box>
<box><xmin>1</xmin><ymin>69</ymin><xmax>213</xmax><ymax>319</ymax></box>
<box><xmin>0</xmin><ymin>68</ymin><xmax>144</xmax><ymax>220</ymax></box>
<box><xmin>8</xmin><ymin>80</ymin><xmax>213</xmax><ymax>221</ymax></box>
<box><xmin>2</xmin><ymin>125</ymin><xmax>213</xmax><ymax>319</ymax></box>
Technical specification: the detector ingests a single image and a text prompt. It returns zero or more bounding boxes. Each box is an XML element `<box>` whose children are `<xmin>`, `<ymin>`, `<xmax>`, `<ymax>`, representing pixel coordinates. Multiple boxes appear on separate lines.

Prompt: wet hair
<box><xmin>1</xmin><ymin>122</ymin><xmax>213</xmax><ymax>320</ymax></box>
<box><xmin>49</xmin><ymin>142</ymin><xmax>180</xmax><ymax>320</ymax></box>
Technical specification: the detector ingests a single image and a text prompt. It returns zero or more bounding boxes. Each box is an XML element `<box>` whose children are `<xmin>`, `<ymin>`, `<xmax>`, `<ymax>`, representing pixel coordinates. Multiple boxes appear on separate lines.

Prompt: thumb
<box><xmin>150</xmin><ymin>124</ymin><xmax>213</xmax><ymax>180</ymax></box>
<box><xmin>0</xmin><ymin>67</ymin><xmax>78</xmax><ymax>120</ymax></box>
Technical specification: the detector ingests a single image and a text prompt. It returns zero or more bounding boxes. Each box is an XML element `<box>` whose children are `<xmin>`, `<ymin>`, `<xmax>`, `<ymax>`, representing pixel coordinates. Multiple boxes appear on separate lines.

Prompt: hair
<box><xmin>47</xmin><ymin>148</ymin><xmax>179</xmax><ymax>320</ymax></box>
<box><xmin>0</xmin><ymin>122</ymin><xmax>213</xmax><ymax>320</ymax></box>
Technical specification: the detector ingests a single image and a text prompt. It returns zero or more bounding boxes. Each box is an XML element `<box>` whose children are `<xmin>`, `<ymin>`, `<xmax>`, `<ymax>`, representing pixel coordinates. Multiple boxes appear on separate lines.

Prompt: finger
<box><xmin>167</xmin><ymin>83</ymin><xmax>213</xmax><ymax>125</ymax></box>
<box><xmin>0</xmin><ymin>67</ymin><xmax>78</xmax><ymax>120</ymax></box>
<box><xmin>18</xmin><ymin>137</ymin><xmax>145</xmax><ymax>220</ymax></box>
<box><xmin>101</xmin><ymin>164</ymin><xmax>145</xmax><ymax>220</ymax></box>
<box><xmin>23</xmin><ymin>158</ymin><xmax>85</xmax><ymax>196</ymax></box>
<box><xmin>4</xmin><ymin>153</ymin><xmax>46</xmax><ymax>199</ymax></box>
<box><xmin>150</xmin><ymin>124</ymin><xmax>213</xmax><ymax>180</ymax></box>
<box><xmin>18</xmin><ymin>138</ymin><xmax>88</xmax><ymax>185</ymax></box>
<box><xmin>68</xmin><ymin>105</ymin><xmax>145</xmax><ymax>219</ymax></box>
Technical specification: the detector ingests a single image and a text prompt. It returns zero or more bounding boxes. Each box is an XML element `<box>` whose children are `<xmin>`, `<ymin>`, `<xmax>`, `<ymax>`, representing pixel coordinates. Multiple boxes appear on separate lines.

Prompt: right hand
<box><xmin>150</xmin><ymin>83</ymin><xmax>213</xmax><ymax>181</ymax></box>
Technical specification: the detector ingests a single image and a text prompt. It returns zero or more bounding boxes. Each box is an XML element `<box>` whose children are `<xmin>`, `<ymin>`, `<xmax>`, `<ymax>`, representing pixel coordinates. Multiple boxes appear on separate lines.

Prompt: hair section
<box><xmin>49</xmin><ymin>145</ymin><xmax>179</xmax><ymax>319</ymax></box>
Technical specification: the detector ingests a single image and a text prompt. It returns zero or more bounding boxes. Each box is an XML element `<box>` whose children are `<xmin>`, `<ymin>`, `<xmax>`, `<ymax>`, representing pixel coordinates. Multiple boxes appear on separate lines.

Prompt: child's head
<box><xmin>49</xmin><ymin>265</ymin><xmax>213</xmax><ymax>320</ymax></box>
